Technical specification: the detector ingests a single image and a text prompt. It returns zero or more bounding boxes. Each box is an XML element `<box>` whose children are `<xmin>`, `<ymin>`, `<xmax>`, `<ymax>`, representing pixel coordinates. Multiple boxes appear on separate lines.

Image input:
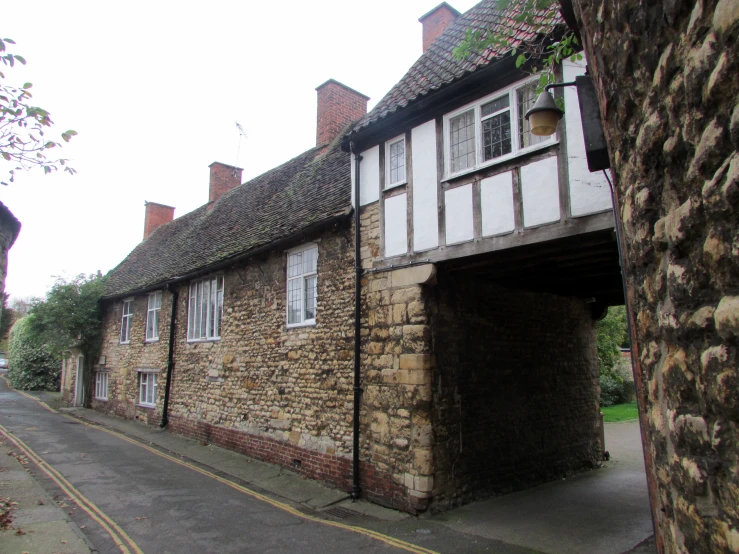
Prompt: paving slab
<box><xmin>0</xmin><ymin>438</ymin><xmax>92</xmax><ymax>554</ymax></box>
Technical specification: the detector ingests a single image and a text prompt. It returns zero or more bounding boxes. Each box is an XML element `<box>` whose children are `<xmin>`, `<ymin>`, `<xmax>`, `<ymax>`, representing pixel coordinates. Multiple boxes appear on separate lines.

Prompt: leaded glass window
<box><xmin>387</xmin><ymin>137</ymin><xmax>406</xmax><ymax>187</ymax></box>
<box><xmin>449</xmin><ymin>110</ymin><xmax>476</xmax><ymax>173</ymax></box>
<box><xmin>287</xmin><ymin>244</ymin><xmax>318</xmax><ymax>326</ymax></box>
<box><xmin>187</xmin><ymin>276</ymin><xmax>224</xmax><ymax>341</ymax></box>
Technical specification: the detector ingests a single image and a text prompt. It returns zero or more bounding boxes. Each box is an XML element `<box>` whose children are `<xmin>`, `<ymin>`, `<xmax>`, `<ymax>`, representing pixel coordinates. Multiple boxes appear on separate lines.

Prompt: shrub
<box><xmin>7</xmin><ymin>315</ymin><xmax>60</xmax><ymax>391</ymax></box>
<box><xmin>599</xmin><ymin>373</ymin><xmax>627</xmax><ymax>407</ymax></box>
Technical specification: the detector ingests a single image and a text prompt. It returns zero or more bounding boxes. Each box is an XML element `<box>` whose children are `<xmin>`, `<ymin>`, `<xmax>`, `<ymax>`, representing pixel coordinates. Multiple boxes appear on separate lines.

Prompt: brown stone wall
<box><xmin>429</xmin><ymin>269</ymin><xmax>601</xmax><ymax>510</ymax></box>
<box><xmin>167</xmin><ymin>229</ymin><xmax>355</xmax><ymax>462</ymax></box>
<box><xmin>358</xmin><ymin>203</ymin><xmax>436</xmax><ymax>512</ymax></box>
<box><xmin>94</xmin><ymin>227</ymin><xmax>361</xmax><ymax>490</ymax></box>
<box><xmin>94</xmin><ymin>293</ymin><xmax>171</xmax><ymax>425</ymax></box>
<box><xmin>573</xmin><ymin>1</ymin><xmax>739</xmax><ymax>551</ymax></box>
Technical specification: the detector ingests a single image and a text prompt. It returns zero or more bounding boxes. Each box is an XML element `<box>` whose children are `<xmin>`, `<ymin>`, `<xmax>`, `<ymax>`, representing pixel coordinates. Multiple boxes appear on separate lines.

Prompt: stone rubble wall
<box><xmin>574</xmin><ymin>1</ymin><xmax>739</xmax><ymax>551</ymax></box>
<box><xmin>430</xmin><ymin>269</ymin><xmax>601</xmax><ymax>510</ymax></box>
<box><xmin>93</xmin><ymin>227</ymin><xmax>361</xmax><ymax>489</ymax></box>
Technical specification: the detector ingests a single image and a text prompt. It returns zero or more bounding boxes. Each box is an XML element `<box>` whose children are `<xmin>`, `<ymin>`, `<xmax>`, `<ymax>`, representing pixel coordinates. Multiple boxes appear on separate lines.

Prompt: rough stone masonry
<box><xmin>573</xmin><ymin>1</ymin><xmax>739</xmax><ymax>552</ymax></box>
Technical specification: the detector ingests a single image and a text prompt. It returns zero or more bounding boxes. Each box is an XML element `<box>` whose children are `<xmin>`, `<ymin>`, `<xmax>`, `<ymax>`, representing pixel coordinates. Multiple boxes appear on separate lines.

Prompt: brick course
<box><xmin>316</xmin><ymin>80</ymin><xmax>368</xmax><ymax>148</ymax></box>
<box><xmin>143</xmin><ymin>202</ymin><xmax>175</xmax><ymax>240</ymax></box>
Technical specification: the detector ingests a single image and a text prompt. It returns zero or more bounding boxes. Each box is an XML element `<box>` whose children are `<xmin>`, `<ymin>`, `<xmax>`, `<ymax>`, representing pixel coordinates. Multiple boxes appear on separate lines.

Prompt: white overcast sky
<box><xmin>3</xmin><ymin>0</ymin><xmax>480</xmax><ymax>300</ymax></box>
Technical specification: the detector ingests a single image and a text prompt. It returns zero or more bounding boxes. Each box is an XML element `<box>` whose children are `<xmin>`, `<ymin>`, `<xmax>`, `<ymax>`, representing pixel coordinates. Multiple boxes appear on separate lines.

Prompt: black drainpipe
<box><xmin>160</xmin><ymin>283</ymin><xmax>178</xmax><ymax>428</ymax></box>
<box><xmin>350</xmin><ymin>141</ymin><xmax>363</xmax><ymax>500</ymax></box>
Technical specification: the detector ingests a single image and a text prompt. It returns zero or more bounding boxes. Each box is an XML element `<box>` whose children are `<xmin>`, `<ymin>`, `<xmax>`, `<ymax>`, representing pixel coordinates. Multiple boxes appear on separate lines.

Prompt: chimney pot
<box><xmin>315</xmin><ymin>79</ymin><xmax>369</xmax><ymax>148</ymax></box>
<box><xmin>209</xmin><ymin>162</ymin><xmax>244</xmax><ymax>204</ymax></box>
<box><xmin>143</xmin><ymin>202</ymin><xmax>175</xmax><ymax>239</ymax></box>
<box><xmin>419</xmin><ymin>2</ymin><xmax>461</xmax><ymax>53</ymax></box>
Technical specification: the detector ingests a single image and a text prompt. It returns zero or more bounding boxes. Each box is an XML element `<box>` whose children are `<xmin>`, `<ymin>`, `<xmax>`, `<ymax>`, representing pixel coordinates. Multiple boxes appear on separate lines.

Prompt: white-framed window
<box><xmin>385</xmin><ymin>135</ymin><xmax>406</xmax><ymax>188</ymax></box>
<box><xmin>94</xmin><ymin>371</ymin><xmax>109</xmax><ymax>400</ymax></box>
<box><xmin>286</xmin><ymin>244</ymin><xmax>318</xmax><ymax>327</ymax></box>
<box><xmin>138</xmin><ymin>371</ymin><xmax>158</xmax><ymax>406</ymax></box>
<box><xmin>444</xmin><ymin>78</ymin><xmax>554</xmax><ymax>177</ymax></box>
<box><xmin>146</xmin><ymin>292</ymin><xmax>162</xmax><ymax>342</ymax></box>
<box><xmin>187</xmin><ymin>276</ymin><xmax>224</xmax><ymax>341</ymax></box>
<box><xmin>120</xmin><ymin>298</ymin><xmax>133</xmax><ymax>344</ymax></box>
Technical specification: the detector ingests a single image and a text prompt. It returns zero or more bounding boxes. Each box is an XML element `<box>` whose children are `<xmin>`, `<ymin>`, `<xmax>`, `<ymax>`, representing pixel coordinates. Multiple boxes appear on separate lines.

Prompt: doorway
<box><xmin>74</xmin><ymin>355</ymin><xmax>85</xmax><ymax>407</ymax></box>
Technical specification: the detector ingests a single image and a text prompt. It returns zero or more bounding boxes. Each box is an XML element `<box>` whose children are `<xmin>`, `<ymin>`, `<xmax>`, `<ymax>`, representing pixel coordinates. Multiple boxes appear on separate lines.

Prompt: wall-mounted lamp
<box><xmin>525</xmin><ymin>75</ymin><xmax>610</xmax><ymax>172</ymax></box>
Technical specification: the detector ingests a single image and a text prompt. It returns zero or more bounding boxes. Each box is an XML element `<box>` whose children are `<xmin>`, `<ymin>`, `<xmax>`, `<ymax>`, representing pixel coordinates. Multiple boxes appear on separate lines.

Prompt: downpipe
<box><xmin>160</xmin><ymin>283</ymin><xmax>178</xmax><ymax>428</ymax></box>
<box><xmin>350</xmin><ymin>141</ymin><xmax>363</xmax><ymax>500</ymax></box>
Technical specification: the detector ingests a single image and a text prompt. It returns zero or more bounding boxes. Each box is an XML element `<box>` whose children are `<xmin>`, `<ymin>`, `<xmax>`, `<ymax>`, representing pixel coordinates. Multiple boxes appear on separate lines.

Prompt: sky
<box><xmin>2</xmin><ymin>0</ymin><xmax>481</xmax><ymax>301</ymax></box>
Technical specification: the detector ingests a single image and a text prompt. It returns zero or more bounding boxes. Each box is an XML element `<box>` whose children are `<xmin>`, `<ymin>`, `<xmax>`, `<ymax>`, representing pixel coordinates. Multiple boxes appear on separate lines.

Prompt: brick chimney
<box><xmin>419</xmin><ymin>3</ymin><xmax>461</xmax><ymax>52</ymax></box>
<box><xmin>209</xmin><ymin>162</ymin><xmax>244</xmax><ymax>204</ymax></box>
<box><xmin>315</xmin><ymin>79</ymin><xmax>369</xmax><ymax>148</ymax></box>
<box><xmin>143</xmin><ymin>202</ymin><xmax>175</xmax><ymax>239</ymax></box>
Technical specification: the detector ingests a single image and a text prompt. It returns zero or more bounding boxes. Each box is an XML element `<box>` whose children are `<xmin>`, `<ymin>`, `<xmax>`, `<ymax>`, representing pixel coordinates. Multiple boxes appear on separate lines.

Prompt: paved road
<box><xmin>0</xmin><ymin>379</ymin><xmax>424</xmax><ymax>554</ymax></box>
<box><xmin>1</xmin><ymin>375</ymin><xmax>654</xmax><ymax>554</ymax></box>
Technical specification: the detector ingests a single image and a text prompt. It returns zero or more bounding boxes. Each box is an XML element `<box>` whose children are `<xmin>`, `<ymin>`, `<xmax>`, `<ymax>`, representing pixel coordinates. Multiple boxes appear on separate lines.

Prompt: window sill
<box><xmin>145</xmin><ymin>339</ymin><xmax>160</xmax><ymax>344</ymax></box>
<box><xmin>136</xmin><ymin>403</ymin><xmax>156</xmax><ymax>410</ymax></box>
<box><xmin>93</xmin><ymin>397</ymin><xmax>108</xmax><ymax>402</ymax></box>
<box><xmin>186</xmin><ymin>338</ymin><xmax>221</xmax><ymax>344</ymax></box>
<box><xmin>443</xmin><ymin>140</ymin><xmax>558</xmax><ymax>182</ymax></box>
<box><xmin>384</xmin><ymin>180</ymin><xmax>407</xmax><ymax>191</ymax></box>
<box><xmin>119</xmin><ymin>341</ymin><xmax>130</xmax><ymax>345</ymax></box>
<box><xmin>286</xmin><ymin>320</ymin><xmax>316</xmax><ymax>329</ymax></box>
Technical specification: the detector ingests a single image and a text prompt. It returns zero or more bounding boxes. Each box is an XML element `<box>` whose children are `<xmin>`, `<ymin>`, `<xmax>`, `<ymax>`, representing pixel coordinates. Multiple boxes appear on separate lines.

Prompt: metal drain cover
<box><xmin>322</xmin><ymin>506</ymin><xmax>362</xmax><ymax>520</ymax></box>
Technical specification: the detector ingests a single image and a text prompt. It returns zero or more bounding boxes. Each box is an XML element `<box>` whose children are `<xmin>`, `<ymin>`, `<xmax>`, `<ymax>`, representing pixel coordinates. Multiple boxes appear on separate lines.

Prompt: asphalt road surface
<box><xmin>0</xmin><ymin>378</ymin><xmax>430</xmax><ymax>554</ymax></box>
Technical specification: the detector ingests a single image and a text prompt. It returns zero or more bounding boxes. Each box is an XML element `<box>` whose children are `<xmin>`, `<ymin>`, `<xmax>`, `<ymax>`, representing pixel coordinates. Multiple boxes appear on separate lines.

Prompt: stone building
<box><xmin>63</xmin><ymin>79</ymin><xmax>372</xmax><ymax>493</ymax></box>
<box><xmin>65</xmin><ymin>0</ymin><xmax>628</xmax><ymax>515</ymax></box>
<box><xmin>342</xmin><ymin>0</ymin><xmax>623</xmax><ymax>511</ymax></box>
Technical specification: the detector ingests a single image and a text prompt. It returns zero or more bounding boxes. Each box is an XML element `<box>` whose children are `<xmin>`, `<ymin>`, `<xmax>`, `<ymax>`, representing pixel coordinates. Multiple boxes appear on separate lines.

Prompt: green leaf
<box><xmin>515</xmin><ymin>54</ymin><xmax>527</xmax><ymax>68</ymax></box>
<box><xmin>14</xmin><ymin>54</ymin><xmax>26</xmax><ymax>65</ymax></box>
<box><xmin>23</xmin><ymin>83</ymin><xmax>32</xmax><ymax>89</ymax></box>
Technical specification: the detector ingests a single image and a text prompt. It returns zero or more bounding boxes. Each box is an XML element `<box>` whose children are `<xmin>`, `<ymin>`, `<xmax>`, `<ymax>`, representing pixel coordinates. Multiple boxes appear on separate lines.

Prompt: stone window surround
<box><xmin>146</xmin><ymin>291</ymin><xmax>162</xmax><ymax>342</ymax></box>
<box><xmin>187</xmin><ymin>275</ymin><xmax>224</xmax><ymax>342</ymax></box>
<box><xmin>120</xmin><ymin>298</ymin><xmax>133</xmax><ymax>344</ymax></box>
<box><xmin>137</xmin><ymin>369</ymin><xmax>159</xmax><ymax>408</ymax></box>
<box><xmin>385</xmin><ymin>134</ymin><xmax>407</xmax><ymax>190</ymax></box>
<box><xmin>94</xmin><ymin>370</ymin><xmax>109</xmax><ymax>401</ymax></box>
<box><xmin>442</xmin><ymin>76</ymin><xmax>557</xmax><ymax>181</ymax></box>
<box><xmin>286</xmin><ymin>242</ymin><xmax>319</xmax><ymax>329</ymax></box>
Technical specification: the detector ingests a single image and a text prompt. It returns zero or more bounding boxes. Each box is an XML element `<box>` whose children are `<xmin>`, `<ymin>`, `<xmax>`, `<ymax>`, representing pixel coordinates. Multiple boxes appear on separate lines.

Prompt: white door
<box><xmin>74</xmin><ymin>356</ymin><xmax>85</xmax><ymax>407</ymax></box>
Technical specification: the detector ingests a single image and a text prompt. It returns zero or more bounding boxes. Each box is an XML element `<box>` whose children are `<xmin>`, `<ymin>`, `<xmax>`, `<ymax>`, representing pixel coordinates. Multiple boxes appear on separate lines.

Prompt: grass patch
<box><xmin>602</xmin><ymin>402</ymin><xmax>639</xmax><ymax>423</ymax></box>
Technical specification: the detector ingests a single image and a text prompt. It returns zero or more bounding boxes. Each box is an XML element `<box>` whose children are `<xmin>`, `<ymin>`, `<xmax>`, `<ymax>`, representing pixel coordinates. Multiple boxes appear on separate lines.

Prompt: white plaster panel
<box><xmin>384</xmin><ymin>193</ymin><xmax>408</xmax><ymax>257</ymax></box>
<box><xmin>563</xmin><ymin>56</ymin><xmax>612</xmax><ymax>217</ymax></box>
<box><xmin>354</xmin><ymin>145</ymin><xmax>379</xmax><ymax>206</ymax></box>
<box><xmin>412</xmin><ymin>120</ymin><xmax>440</xmax><ymax>252</ymax></box>
<box><xmin>480</xmin><ymin>171</ymin><xmax>515</xmax><ymax>237</ymax></box>
<box><xmin>521</xmin><ymin>157</ymin><xmax>560</xmax><ymax>227</ymax></box>
<box><xmin>444</xmin><ymin>185</ymin><xmax>474</xmax><ymax>244</ymax></box>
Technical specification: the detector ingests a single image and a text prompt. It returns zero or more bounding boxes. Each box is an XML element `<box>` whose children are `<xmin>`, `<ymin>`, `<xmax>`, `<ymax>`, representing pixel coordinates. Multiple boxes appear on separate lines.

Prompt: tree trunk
<box><xmin>571</xmin><ymin>1</ymin><xmax>739</xmax><ymax>552</ymax></box>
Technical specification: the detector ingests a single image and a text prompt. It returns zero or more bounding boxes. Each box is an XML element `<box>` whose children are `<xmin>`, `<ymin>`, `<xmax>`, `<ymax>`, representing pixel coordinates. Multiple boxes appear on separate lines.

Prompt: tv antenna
<box><xmin>235</xmin><ymin>122</ymin><xmax>247</xmax><ymax>168</ymax></box>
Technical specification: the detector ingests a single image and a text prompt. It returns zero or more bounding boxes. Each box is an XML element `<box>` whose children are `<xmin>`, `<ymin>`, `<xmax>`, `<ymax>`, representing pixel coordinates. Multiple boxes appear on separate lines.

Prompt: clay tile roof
<box><xmin>103</xmin><ymin>140</ymin><xmax>351</xmax><ymax>298</ymax></box>
<box><xmin>349</xmin><ymin>0</ymin><xmax>562</xmax><ymax>135</ymax></box>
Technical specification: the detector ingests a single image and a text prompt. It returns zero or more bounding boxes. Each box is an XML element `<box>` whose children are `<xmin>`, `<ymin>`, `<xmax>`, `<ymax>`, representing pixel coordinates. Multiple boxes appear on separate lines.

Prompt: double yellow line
<box><xmin>0</xmin><ymin>422</ymin><xmax>143</xmax><ymax>554</ymax></box>
<box><xmin>3</xmin><ymin>381</ymin><xmax>439</xmax><ymax>554</ymax></box>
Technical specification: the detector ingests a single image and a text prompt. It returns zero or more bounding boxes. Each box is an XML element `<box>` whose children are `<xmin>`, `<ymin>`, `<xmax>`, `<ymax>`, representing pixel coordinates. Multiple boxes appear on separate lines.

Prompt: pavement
<box><xmin>0</xmin><ymin>375</ymin><xmax>655</xmax><ymax>553</ymax></box>
<box><xmin>0</xmin><ymin>434</ymin><xmax>93</xmax><ymax>553</ymax></box>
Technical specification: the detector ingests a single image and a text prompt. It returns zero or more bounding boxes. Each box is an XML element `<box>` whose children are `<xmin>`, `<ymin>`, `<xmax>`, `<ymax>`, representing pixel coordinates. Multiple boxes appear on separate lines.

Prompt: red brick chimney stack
<box><xmin>419</xmin><ymin>3</ymin><xmax>461</xmax><ymax>52</ymax></box>
<box><xmin>143</xmin><ymin>202</ymin><xmax>175</xmax><ymax>240</ymax></box>
<box><xmin>209</xmin><ymin>162</ymin><xmax>244</xmax><ymax>204</ymax></box>
<box><xmin>315</xmin><ymin>79</ymin><xmax>369</xmax><ymax>148</ymax></box>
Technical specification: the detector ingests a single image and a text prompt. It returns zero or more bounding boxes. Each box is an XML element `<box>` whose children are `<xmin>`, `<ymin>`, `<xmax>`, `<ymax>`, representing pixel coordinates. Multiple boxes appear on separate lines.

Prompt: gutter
<box><xmin>160</xmin><ymin>283</ymin><xmax>178</xmax><ymax>428</ymax></box>
<box><xmin>103</xmin><ymin>208</ymin><xmax>353</xmax><ymax>301</ymax></box>
<box><xmin>350</xmin><ymin>142</ymin><xmax>363</xmax><ymax>500</ymax></box>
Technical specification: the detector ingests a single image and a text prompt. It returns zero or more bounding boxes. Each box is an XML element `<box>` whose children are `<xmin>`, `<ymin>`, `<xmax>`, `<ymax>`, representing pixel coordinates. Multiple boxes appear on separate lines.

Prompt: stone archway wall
<box><xmin>573</xmin><ymin>1</ymin><xmax>739</xmax><ymax>552</ymax></box>
<box><xmin>429</xmin><ymin>268</ymin><xmax>601</xmax><ymax>510</ymax></box>
<box><xmin>0</xmin><ymin>202</ymin><xmax>21</xmax><ymax>296</ymax></box>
